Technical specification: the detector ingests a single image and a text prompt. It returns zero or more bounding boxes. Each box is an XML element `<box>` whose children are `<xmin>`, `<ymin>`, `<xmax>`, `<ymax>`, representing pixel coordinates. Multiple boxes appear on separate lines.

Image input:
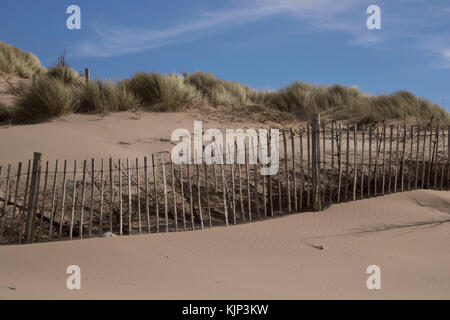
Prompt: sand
<box><xmin>0</xmin><ymin>189</ymin><xmax>449</xmax><ymax>299</ymax></box>
<box><xmin>0</xmin><ymin>111</ymin><xmax>268</xmax><ymax>165</ymax></box>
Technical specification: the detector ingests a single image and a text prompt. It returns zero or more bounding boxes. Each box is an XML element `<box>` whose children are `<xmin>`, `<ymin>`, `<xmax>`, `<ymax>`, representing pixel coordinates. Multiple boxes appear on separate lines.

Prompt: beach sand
<box><xmin>0</xmin><ymin>189</ymin><xmax>449</xmax><ymax>299</ymax></box>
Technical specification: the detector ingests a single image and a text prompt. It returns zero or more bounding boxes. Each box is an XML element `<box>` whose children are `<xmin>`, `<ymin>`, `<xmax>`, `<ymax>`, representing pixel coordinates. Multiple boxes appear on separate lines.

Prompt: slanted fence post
<box><xmin>311</xmin><ymin>114</ymin><xmax>321</xmax><ymax>211</ymax></box>
<box><xmin>25</xmin><ymin>152</ymin><xmax>42</xmax><ymax>244</ymax></box>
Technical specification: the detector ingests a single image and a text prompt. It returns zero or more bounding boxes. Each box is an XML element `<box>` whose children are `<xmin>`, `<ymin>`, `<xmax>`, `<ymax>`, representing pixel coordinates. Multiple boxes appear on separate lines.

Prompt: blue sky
<box><xmin>1</xmin><ymin>0</ymin><xmax>449</xmax><ymax>109</ymax></box>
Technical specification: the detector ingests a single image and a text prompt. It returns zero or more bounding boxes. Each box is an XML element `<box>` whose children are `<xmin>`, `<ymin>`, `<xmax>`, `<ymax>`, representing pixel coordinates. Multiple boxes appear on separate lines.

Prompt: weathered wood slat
<box><xmin>79</xmin><ymin>160</ymin><xmax>87</xmax><ymax>239</ymax></box>
<box><xmin>118</xmin><ymin>159</ymin><xmax>123</xmax><ymax>235</ymax></box>
<box><xmin>337</xmin><ymin>123</ymin><xmax>342</xmax><ymax>203</ymax></box>
<box><xmin>69</xmin><ymin>160</ymin><xmax>77</xmax><ymax>240</ymax></box>
<box><xmin>152</xmin><ymin>154</ymin><xmax>160</xmax><ymax>232</ymax></box>
<box><xmin>161</xmin><ymin>153</ymin><xmax>169</xmax><ymax>233</ymax></box>
<box><xmin>290</xmin><ymin>128</ymin><xmax>297</xmax><ymax>211</ymax></box>
<box><xmin>136</xmin><ymin>158</ymin><xmax>142</xmax><ymax>234</ymax></box>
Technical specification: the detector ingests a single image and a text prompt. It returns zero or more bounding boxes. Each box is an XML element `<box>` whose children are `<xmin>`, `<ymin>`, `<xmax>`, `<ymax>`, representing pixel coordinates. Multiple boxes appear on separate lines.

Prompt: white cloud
<box><xmin>75</xmin><ymin>0</ymin><xmax>450</xmax><ymax>72</ymax></box>
<box><xmin>76</xmin><ymin>0</ymin><xmax>364</xmax><ymax>57</ymax></box>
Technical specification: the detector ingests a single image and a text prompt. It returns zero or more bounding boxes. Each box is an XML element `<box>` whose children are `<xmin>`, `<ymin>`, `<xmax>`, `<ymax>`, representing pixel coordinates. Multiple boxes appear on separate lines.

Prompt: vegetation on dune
<box><xmin>0</xmin><ymin>101</ymin><xmax>14</xmax><ymax>122</ymax></box>
<box><xmin>77</xmin><ymin>79</ymin><xmax>141</xmax><ymax>114</ymax></box>
<box><xmin>46</xmin><ymin>65</ymin><xmax>81</xmax><ymax>85</ymax></box>
<box><xmin>0</xmin><ymin>42</ymin><xmax>448</xmax><ymax>125</ymax></box>
<box><xmin>184</xmin><ymin>71</ymin><xmax>265</xmax><ymax>107</ymax></box>
<box><xmin>268</xmin><ymin>81</ymin><xmax>450</xmax><ymax>124</ymax></box>
<box><xmin>0</xmin><ymin>41</ymin><xmax>46</xmax><ymax>78</ymax></box>
<box><xmin>14</xmin><ymin>76</ymin><xmax>76</xmax><ymax>123</ymax></box>
<box><xmin>125</xmin><ymin>72</ymin><xmax>207</xmax><ymax>111</ymax></box>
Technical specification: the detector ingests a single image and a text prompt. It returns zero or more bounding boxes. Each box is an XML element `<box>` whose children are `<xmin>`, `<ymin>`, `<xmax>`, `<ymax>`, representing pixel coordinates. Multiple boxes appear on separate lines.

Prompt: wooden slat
<box><xmin>88</xmin><ymin>159</ymin><xmax>95</xmax><ymax>238</ymax></box>
<box><xmin>306</xmin><ymin>123</ymin><xmax>311</xmax><ymax>207</ymax></box>
<box><xmin>25</xmin><ymin>153</ymin><xmax>42</xmax><ymax>244</ymax></box>
<box><xmin>196</xmin><ymin>161</ymin><xmax>204</xmax><ymax>230</ymax></box>
<box><xmin>259</xmin><ymin>138</ymin><xmax>267</xmax><ymax>219</ymax></box>
<box><xmin>187</xmin><ymin>162</ymin><xmax>195</xmax><ymax>230</ymax></box>
<box><xmin>322</xmin><ymin>121</ymin><xmax>326</xmax><ymax>204</ymax></box>
<box><xmin>127</xmin><ymin>159</ymin><xmax>132</xmax><ymax>235</ymax></box>
<box><xmin>19</xmin><ymin>160</ymin><xmax>32</xmax><ymax>243</ymax></box>
<box><xmin>79</xmin><ymin>160</ymin><xmax>87</xmax><ymax>239</ymax></box>
<box><xmin>0</xmin><ymin>164</ymin><xmax>11</xmax><ymax>239</ymax></box>
<box><xmin>170</xmin><ymin>159</ymin><xmax>178</xmax><ymax>231</ymax></box>
<box><xmin>48</xmin><ymin>160</ymin><xmax>58</xmax><ymax>240</ymax></box>
<box><xmin>311</xmin><ymin>114</ymin><xmax>321</xmax><ymax>210</ymax></box>
<box><xmin>360</xmin><ymin>125</ymin><xmax>365</xmax><ymax>199</ymax></box>
<box><xmin>394</xmin><ymin>126</ymin><xmax>400</xmax><ymax>193</ymax></box>
<box><xmin>374</xmin><ymin>125</ymin><xmax>379</xmax><ymax>197</ymax></box>
<box><xmin>268</xmin><ymin>131</ymin><xmax>273</xmax><ymax>217</ymax></box>
<box><xmin>136</xmin><ymin>158</ymin><xmax>142</xmax><ymax>234</ymax></box>
<box><xmin>220</xmin><ymin>159</ymin><xmax>228</xmax><ymax>226</ymax></box>
<box><xmin>37</xmin><ymin>161</ymin><xmax>49</xmax><ymax>241</ymax></box>
<box><xmin>408</xmin><ymin>126</ymin><xmax>414</xmax><ymax>191</ymax></box>
<box><xmin>291</xmin><ymin>128</ymin><xmax>297</xmax><ymax>210</ymax></box>
<box><xmin>99</xmin><ymin>159</ymin><xmax>104</xmax><ymax>236</ymax></box>
<box><xmin>118</xmin><ymin>159</ymin><xmax>123</xmax><ymax>235</ymax></box>
<box><xmin>337</xmin><ymin>123</ymin><xmax>343</xmax><ymax>203</ymax></box>
<box><xmin>415</xmin><ymin>127</ymin><xmax>420</xmax><ymax>189</ymax></box>
<box><xmin>283</xmin><ymin>129</ymin><xmax>291</xmax><ymax>212</ymax></box>
<box><xmin>152</xmin><ymin>154</ymin><xmax>159</xmax><ymax>233</ymax></box>
<box><xmin>251</xmin><ymin>137</ymin><xmax>260</xmax><ymax>218</ymax></box>
<box><xmin>400</xmin><ymin>124</ymin><xmax>407</xmax><ymax>192</ymax></box>
<box><xmin>230</xmin><ymin>162</ymin><xmax>236</xmax><ymax>224</ymax></box>
<box><xmin>203</xmin><ymin>162</ymin><xmax>212</xmax><ymax>228</ymax></box>
<box><xmin>144</xmin><ymin>157</ymin><xmax>151</xmax><ymax>232</ymax></box>
<box><xmin>352</xmin><ymin>124</ymin><xmax>357</xmax><ymax>201</ymax></box>
<box><xmin>179</xmin><ymin>163</ymin><xmax>186</xmax><ymax>231</ymax></box>
<box><xmin>109</xmin><ymin>157</ymin><xmax>113</xmax><ymax>233</ymax></box>
<box><xmin>330</xmin><ymin>122</ymin><xmax>335</xmax><ymax>203</ymax></box>
<box><xmin>368</xmin><ymin>125</ymin><xmax>372</xmax><ymax>197</ymax></box>
<box><xmin>57</xmin><ymin>160</ymin><xmax>67</xmax><ymax>240</ymax></box>
<box><xmin>440</xmin><ymin>127</ymin><xmax>445</xmax><ymax>190</ymax></box>
<box><xmin>69</xmin><ymin>160</ymin><xmax>77</xmax><ymax>240</ymax></box>
<box><xmin>381</xmin><ymin>124</ymin><xmax>386</xmax><ymax>196</ymax></box>
<box><xmin>11</xmin><ymin>163</ymin><xmax>22</xmax><ymax>238</ymax></box>
<box><xmin>245</xmin><ymin>145</ymin><xmax>251</xmax><ymax>221</ymax></box>
<box><xmin>427</xmin><ymin>125</ymin><xmax>433</xmax><ymax>188</ymax></box>
<box><xmin>344</xmin><ymin>124</ymin><xmax>350</xmax><ymax>201</ymax></box>
<box><xmin>388</xmin><ymin>125</ymin><xmax>393</xmax><ymax>193</ymax></box>
<box><xmin>161</xmin><ymin>153</ymin><xmax>169</xmax><ymax>233</ymax></box>
<box><xmin>433</xmin><ymin>126</ymin><xmax>439</xmax><ymax>188</ymax></box>
<box><xmin>447</xmin><ymin>126</ymin><xmax>450</xmax><ymax>190</ymax></box>
<box><xmin>299</xmin><ymin>127</ymin><xmax>304</xmax><ymax>209</ymax></box>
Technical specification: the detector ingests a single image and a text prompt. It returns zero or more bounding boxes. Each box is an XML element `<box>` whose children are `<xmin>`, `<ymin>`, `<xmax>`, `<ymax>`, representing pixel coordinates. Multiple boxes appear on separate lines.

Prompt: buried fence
<box><xmin>0</xmin><ymin>115</ymin><xmax>449</xmax><ymax>245</ymax></box>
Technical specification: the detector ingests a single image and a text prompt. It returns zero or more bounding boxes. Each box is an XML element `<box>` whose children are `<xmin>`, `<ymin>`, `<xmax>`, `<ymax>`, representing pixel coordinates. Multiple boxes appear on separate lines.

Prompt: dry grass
<box><xmin>76</xmin><ymin>79</ymin><xmax>141</xmax><ymax>114</ymax></box>
<box><xmin>14</xmin><ymin>76</ymin><xmax>76</xmax><ymax>123</ymax></box>
<box><xmin>0</xmin><ymin>42</ymin><xmax>448</xmax><ymax>125</ymax></box>
<box><xmin>46</xmin><ymin>66</ymin><xmax>81</xmax><ymax>85</ymax></box>
<box><xmin>125</xmin><ymin>72</ymin><xmax>207</xmax><ymax>111</ymax></box>
<box><xmin>0</xmin><ymin>41</ymin><xmax>46</xmax><ymax>78</ymax></box>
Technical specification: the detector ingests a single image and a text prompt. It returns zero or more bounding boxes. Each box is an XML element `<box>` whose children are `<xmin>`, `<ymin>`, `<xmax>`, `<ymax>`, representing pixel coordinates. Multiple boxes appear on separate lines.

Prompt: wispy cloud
<box><xmin>76</xmin><ymin>0</ymin><xmax>364</xmax><ymax>57</ymax></box>
<box><xmin>76</xmin><ymin>0</ymin><xmax>450</xmax><ymax>71</ymax></box>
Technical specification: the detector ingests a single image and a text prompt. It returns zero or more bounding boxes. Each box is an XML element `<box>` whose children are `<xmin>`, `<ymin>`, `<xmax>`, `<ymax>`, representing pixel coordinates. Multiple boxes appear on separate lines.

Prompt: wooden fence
<box><xmin>1</xmin><ymin>115</ymin><xmax>449</xmax><ymax>245</ymax></box>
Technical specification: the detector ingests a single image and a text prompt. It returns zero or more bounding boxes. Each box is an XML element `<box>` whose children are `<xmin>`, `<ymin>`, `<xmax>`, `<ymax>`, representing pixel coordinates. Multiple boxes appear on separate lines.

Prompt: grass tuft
<box><xmin>14</xmin><ymin>76</ymin><xmax>76</xmax><ymax>123</ymax></box>
<box><xmin>77</xmin><ymin>79</ymin><xmax>141</xmax><ymax>114</ymax></box>
<box><xmin>0</xmin><ymin>42</ymin><xmax>46</xmax><ymax>78</ymax></box>
<box><xmin>126</xmin><ymin>72</ymin><xmax>207</xmax><ymax>111</ymax></box>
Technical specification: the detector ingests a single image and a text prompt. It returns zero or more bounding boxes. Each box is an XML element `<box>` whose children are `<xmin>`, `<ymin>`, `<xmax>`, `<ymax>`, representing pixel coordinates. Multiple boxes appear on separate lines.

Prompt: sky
<box><xmin>1</xmin><ymin>0</ymin><xmax>449</xmax><ymax>109</ymax></box>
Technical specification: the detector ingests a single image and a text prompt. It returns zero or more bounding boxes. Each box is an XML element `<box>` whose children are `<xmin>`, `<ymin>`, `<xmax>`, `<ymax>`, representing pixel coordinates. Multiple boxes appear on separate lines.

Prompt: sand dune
<box><xmin>0</xmin><ymin>190</ymin><xmax>449</xmax><ymax>299</ymax></box>
<box><xmin>0</xmin><ymin>111</ymin><xmax>267</xmax><ymax>165</ymax></box>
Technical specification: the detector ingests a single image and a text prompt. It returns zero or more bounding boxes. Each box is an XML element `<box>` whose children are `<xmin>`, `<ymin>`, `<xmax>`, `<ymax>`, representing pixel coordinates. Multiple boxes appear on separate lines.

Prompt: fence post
<box><xmin>84</xmin><ymin>68</ymin><xmax>90</xmax><ymax>83</ymax></box>
<box><xmin>311</xmin><ymin>114</ymin><xmax>321</xmax><ymax>211</ymax></box>
<box><xmin>25</xmin><ymin>152</ymin><xmax>42</xmax><ymax>243</ymax></box>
